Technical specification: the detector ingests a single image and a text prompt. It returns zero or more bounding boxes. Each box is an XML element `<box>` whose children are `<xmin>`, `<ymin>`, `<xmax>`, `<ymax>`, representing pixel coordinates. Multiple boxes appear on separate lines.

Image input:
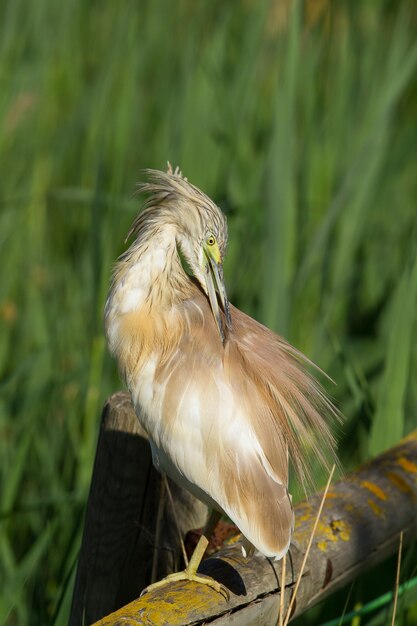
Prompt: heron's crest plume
<box><xmin>126</xmin><ymin>165</ymin><xmax>228</xmax><ymax>258</ymax></box>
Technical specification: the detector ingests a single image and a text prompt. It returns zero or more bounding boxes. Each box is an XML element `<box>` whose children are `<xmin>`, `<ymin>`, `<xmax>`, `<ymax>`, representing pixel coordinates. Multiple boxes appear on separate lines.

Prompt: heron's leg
<box><xmin>163</xmin><ymin>474</ymin><xmax>189</xmax><ymax>567</ymax></box>
<box><xmin>141</xmin><ymin>509</ymin><xmax>229</xmax><ymax>599</ymax></box>
<box><xmin>150</xmin><ymin>473</ymin><xmax>167</xmax><ymax>583</ymax></box>
<box><xmin>202</xmin><ymin>509</ymin><xmax>222</xmax><ymax>542</ymax></box>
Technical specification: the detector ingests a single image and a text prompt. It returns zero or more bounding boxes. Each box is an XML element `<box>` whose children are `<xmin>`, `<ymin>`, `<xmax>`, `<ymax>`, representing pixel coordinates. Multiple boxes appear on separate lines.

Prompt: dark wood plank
<box><xmin>69</xmin><ymin>392</ymin><xmax>207</xmax><ymax>626</ymax></box>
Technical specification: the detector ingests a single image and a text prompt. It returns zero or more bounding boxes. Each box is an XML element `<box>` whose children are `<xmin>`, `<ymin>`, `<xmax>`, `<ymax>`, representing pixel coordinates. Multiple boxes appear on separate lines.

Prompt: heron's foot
<box><xmin>141</xmin><ymin>534</ymin><xmax>229</xmax><ymax>600</ymax></box>
<box><xmin>140</xmin><ymin>569</ymin><xmax>229</xmax><ymax>600</ymax></box>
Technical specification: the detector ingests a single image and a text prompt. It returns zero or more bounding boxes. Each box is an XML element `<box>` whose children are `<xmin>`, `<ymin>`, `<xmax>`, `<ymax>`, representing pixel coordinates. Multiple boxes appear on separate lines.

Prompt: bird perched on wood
<box><xmin>104</xmin><ymin>165</ymin><xmax>339</xmax><ymax>596</ymax></box>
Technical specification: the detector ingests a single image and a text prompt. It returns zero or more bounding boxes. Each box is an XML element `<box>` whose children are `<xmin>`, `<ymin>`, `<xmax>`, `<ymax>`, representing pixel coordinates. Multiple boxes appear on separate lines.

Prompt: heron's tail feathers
<box><xmin>229</xmin><ymin>305</ymin><xmax>342</xmax><ymax>492</ymax></box>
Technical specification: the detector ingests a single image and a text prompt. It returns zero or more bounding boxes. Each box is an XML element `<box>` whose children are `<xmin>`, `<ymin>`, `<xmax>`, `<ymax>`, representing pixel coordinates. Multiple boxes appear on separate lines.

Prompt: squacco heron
<box><xmin>104</xmin><ymin>166</ymin><xmax>338</xmax><ymax>597</ymax></box>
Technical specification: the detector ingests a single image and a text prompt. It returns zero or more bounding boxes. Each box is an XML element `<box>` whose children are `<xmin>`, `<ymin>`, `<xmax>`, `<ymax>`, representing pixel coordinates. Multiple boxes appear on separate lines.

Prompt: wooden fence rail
<box><xmin>70</xmin><ymin>392</ymin><xmax>417</xmax><ymax>625</ymax></box>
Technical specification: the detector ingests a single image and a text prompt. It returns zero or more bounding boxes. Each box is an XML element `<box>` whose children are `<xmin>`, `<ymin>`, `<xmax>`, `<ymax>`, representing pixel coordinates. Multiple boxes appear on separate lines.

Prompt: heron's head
<box><xmin>130</xmin><ymin>166</ymin><xmax>232</xmax><ymax>342</ymax></box>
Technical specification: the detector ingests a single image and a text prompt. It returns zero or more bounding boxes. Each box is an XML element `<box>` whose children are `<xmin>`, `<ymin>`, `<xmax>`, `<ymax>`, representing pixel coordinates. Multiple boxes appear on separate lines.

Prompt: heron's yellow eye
<box><xmin>207</xmin><ymin>235</ymin><xmax>216</xmax><ymax>246</ymax></box>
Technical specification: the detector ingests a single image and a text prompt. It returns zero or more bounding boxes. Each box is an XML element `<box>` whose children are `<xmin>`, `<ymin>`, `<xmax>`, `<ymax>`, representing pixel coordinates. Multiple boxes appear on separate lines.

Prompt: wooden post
<box><xmin>69</xmin><ymin>392</ymin><xmax>207</xmax><ymax>626</ymax></box>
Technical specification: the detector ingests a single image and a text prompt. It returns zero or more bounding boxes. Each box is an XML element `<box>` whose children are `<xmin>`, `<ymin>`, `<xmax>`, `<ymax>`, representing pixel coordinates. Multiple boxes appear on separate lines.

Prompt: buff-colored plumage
<box><xmin>104</xmin><ymin>167</ymin><xmax>339</xmax><ymax>562</ymax></box>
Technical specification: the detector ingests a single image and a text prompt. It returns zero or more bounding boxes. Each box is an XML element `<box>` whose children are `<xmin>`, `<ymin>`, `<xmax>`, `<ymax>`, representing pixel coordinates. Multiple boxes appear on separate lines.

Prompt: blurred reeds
<box><xmin>0</xmin><ymin>0</ymin><xmax>416</xmax><ymax>624</ymax></box>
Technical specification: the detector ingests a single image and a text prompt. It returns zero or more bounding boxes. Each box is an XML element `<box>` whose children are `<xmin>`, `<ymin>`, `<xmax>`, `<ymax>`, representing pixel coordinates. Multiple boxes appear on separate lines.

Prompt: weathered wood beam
<box><xmin>72</xmin><ymin>392</ymin><xmax>417</xmax><ymax>625</ymax></box>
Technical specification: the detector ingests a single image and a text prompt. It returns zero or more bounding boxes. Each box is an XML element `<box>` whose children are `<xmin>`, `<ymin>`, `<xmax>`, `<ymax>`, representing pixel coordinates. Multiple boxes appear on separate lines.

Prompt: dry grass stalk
<box><xmin>278</xmin><ymin>553</ymin><xmax>287</xmax><ymax>626</ymax></box>
<box><xmin>390</xmin><ymin>531</ymin><xmax>403</xmax><ymax>626</ymax></box>
<box><xmin>283</xmin><ymin>465</ymin><xmax>336</xmax><ymax>626</ymax></box>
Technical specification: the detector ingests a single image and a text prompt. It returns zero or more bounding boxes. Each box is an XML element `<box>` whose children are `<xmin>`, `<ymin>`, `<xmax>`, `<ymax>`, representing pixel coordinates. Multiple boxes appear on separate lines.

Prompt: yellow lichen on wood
<box><xmin>402</xmin><ymin>431</ymin><xmax>417</xmax><ymax>444</ymax></box>
<box><xmin>397</xmin><ymin>456</ymin><xmax>417</xmax><ymax>474</ymax></box>
<box><xmin>329</xmin><ymin>519</ymin><xmax>350</xmax><ymax>541</ymax></box>
<box><xmin>360</xmin><ymin>481</ymin><xmax>388</xmax><ymax>501</ymax></box>
<box><xmin>324</xmin><ymin>492</ymin><xmax>339</xmax><ymax>499</ymax></box>
<box><xmin>295</xmin><ymin>517</ymin><xmax>351</xmax><ymax>547</ymax></box>
<box><xmin>319</xmin><ymin>522</ymin><xmax>336</xmax><ymax>541</ymax></box>
<box><xmin>368</xmin><ymin>499</ymin><xmax>383</xmax><ymax>516</ymax></box>
<box><xmin>95</xmin><ymin>580</ymin><xmax>224</xmax><ymax>626</ymax></box>
<box><xmin>386</xmin><ymin>471</ymin><xmax>414</xmax><ymax>495</ymax></box>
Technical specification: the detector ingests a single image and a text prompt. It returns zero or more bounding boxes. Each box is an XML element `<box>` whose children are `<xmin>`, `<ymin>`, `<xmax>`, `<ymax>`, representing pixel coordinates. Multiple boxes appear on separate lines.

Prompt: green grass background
<box><xmin>1</xmin><ymin>0</ymin><xmax>417</xmax><ymax>624</ymax></box>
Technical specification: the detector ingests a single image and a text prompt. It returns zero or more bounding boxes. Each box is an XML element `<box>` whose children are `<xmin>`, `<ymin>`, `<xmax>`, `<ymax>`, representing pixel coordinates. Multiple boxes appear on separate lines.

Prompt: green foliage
<box><xmin>0</xmin><ymin>0</ymin><xmax>416</xmax><ymax>624</ymax></box>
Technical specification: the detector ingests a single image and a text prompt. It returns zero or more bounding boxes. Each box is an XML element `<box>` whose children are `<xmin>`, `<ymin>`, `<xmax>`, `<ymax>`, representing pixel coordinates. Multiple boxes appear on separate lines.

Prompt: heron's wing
<box><xmin>229</xmin><ymin>305</ymin><xmax>340</xmax><ymax>492</ymax></box>
<box><xmin>154</xmin><ymin>295</ymin><xmax>294</xmax><ymax>558</ymax></box>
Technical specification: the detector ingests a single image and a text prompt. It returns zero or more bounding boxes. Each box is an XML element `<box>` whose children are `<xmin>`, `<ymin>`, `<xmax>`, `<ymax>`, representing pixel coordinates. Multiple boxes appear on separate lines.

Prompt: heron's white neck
<box><xmin>104</xmin><ymin>224</ymin><xmax>192</xmax><ymax>355</ymax></box>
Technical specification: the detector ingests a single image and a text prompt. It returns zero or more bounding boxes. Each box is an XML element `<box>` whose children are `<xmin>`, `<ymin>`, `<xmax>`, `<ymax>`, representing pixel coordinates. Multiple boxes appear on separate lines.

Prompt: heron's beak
<box><xmin>203</xmin><ymin>247</ymin><xmax>232</xmax><ymax>343</ymax></box>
